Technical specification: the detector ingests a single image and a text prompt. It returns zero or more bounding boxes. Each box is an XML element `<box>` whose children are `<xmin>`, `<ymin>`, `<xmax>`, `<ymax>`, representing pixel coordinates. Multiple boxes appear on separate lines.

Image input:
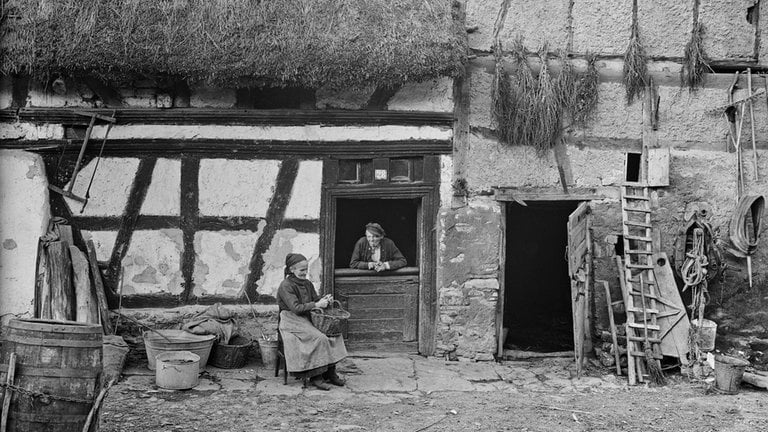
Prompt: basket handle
<box><xmin>330</xmin><ymin>299</ymin><xmax>344</xmax><ymax>311</ymax></box>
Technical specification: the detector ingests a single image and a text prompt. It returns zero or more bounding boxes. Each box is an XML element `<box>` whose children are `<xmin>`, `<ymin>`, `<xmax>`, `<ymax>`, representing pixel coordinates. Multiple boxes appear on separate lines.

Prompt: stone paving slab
<box><xmin>444</xmin><ymin>361</ymin><xmax>500</xmax><ymax>382</ymax></box>
<box><xmin>413</xmin><ymin>358</ymin><xmax>475</xmax><ymax>393</ymax></box>
<box><xmin>345</xmin><ymin>357</ymin><xmax>417</xmax><ymax>392</ymax></box>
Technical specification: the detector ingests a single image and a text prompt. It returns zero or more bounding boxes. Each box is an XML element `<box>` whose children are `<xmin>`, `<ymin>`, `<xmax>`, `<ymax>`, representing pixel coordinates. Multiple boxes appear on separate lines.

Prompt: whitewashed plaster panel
<box><xmin>198</xmin><ymin>159</ymin><xmax>281</xmax><ymax>217</ymax></box>
<box><xmin>283</xmin><ymin>160</ymin><xmax>323</xmax><ymax>220</ymax></box>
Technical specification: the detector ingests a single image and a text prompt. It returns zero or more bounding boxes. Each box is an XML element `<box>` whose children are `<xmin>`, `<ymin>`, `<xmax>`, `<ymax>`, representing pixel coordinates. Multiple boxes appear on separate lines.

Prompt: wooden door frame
<box><xmin>495</xmin><ymin>197</ymin><xmax>597</xmax><ymax>359</ymax></box>
<box><xmin>320</xmin><ymin>184</ymin><xmax>439</xmax><ymax>355</ymax></box>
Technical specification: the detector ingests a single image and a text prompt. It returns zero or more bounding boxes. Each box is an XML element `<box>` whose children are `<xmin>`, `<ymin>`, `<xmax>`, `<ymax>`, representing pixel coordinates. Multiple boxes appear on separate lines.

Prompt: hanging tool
<box><xmin>747</xmin><ymin>69</ymin><xmax>759</xmax><ymax>182</ymax></box>
<box><xmin>48</xmin><ymin>111</ymin><xmax>116</xmax><ymax>204</ymax></box>
<box><xmin>79</xmin><ymin>110</ymin><xmax>116</xmax><ymax>213</ymax></box>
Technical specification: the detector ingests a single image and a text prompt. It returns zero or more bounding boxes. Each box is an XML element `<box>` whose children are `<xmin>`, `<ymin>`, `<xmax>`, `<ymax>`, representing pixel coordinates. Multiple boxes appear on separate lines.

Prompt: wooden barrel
<box><xmin>0</xmin><ymin>318</ymin><xmax>102</xmax><ymax>432</ymax></box>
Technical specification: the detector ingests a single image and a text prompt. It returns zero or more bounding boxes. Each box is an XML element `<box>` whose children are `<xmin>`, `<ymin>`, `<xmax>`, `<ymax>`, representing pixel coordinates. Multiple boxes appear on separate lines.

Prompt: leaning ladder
<box><xmin>621</xmin><ymin>184</ymin><xmax>662</xmax><ymax>385</ymax></box>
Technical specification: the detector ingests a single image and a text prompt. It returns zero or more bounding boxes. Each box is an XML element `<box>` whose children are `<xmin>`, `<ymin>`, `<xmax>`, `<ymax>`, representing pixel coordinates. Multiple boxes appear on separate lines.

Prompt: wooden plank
<box><xmin>348</xmin><ymin>319</ymin><xmax>404</xmax><ymax>333</ymax></box>
<box><xmin>346</xmin><ymin>308</ymin><xmax>405</xmax><ymax>320</ymax></box>
<box><xmin>335</xmin><ymin>279</ymin><xmax>418</xmax><ymax>295</ymax></box>
<box><xmin>494</xmin><ymin>188</ymin><xmax>603</xmax><ymax>202</ymax></box>
<box><xmin>346</xmin><ymin>331</ymin><xmax>405</xmax><ymax>343</ymax></box>
<box><xmin>601</xmin><ymin>279</ymin><xmax>622</xmax><ymax>375</ymax></box>
<box><xmin>403</xmin><ymin>293</ymin><xmax>418</xmax><ymax>342</ymax></box>
<box><xmin>346</xmin><ymin>341</ymin><xmax>418</xmax><ymax>353</ymax></box>
<box><xmin>652</xmin><ymin>252</ymin><xmax>690</xmax><ymax>362</ymax></box>
<box><xmin>347</xmin><ymin>295</ymin><xmax>406</xmax><ymax>309</ymax></box>
<box><xmin>70</xmin><ymin>246</ymin><xmax>99</xmax><ymax>324</ymax></box>
<box><xmin>647</xmin><ymin>147</ymin><xmax>670</xmax><ymax>187</ymax></box>
<box><xmin>567</xmin><ymin>201</ymin><xmax>590</xmax><ymax>376</ymax></box>
<box><xmin>58</xmin><ymin>225</ymin><xmax>74</xmax><ymax>246</ymax></box>
<box><xmin>742</xmin><ymin>372</ymin><xmax>768</xmax><ymax>389</ymax></box>
<box><xmin>86</xmin><ymin>240</ymin><xmax>112</xmax><ymax>334</ymax></box>
<box><xmin>35</xmin><ymin>239</ymin><xmax>51</xmax><ymax>319</ymax></box>
<box><xmin>46</xmin><ymin>241</ymin><xmax>74</xmax><ymax>321</ymax></box>
<box><xmin>1</xmin><ymin>353</ymin><xmax>17</xmax><ymax>432</ymax></box>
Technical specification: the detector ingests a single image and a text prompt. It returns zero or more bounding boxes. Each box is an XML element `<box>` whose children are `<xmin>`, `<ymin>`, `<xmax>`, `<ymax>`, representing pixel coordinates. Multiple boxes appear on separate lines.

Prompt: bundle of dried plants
<box><xmin>572</xmin><ymin>53</ymin><xmax>599</xmax><ymax>127</ymax></box>
<box><xmin>623</xmin><ymin>0</ymin><xmax>648</xmax><ymax>104</ymax></box>
<box><xmin>681</xmin><ymin>21</ymin><xmax>710</xmax><ymax>90</ymax></box>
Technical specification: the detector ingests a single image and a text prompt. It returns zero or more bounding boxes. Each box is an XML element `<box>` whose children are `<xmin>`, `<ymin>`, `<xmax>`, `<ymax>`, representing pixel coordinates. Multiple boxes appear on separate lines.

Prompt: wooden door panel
<box><xmin>335</xmin><ymin>273</ymin><xmax>419</xmax><ymax>346</ymax></box>
<box><xmin>567</xmin><ymin>202</ymin><xmax>591</xmax><ymax>376</ymax></box>
<box><xmin>347</xmin><ymin>295</ymin><xmax>406</xmax><ymax>309</ymax></box>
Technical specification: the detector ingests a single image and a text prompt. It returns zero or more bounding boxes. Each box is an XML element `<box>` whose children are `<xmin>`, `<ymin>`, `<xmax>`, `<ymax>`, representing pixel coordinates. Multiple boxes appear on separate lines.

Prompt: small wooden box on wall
<box><xmin>624</xmin><ymin>147</ymin><xmax>670</xmax><ymax>187</ymax></box>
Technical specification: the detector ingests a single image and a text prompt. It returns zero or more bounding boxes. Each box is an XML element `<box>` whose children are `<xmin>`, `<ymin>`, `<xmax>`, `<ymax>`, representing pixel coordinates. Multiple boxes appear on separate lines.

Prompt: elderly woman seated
<box><xmin>277</xmin><ymin>253</ymin><xmax>347</xmax><ymax>390</ymax></box>
<box><xmin>349</xmin><ymin>222</ymin><xmax>406</xmax><ymax>272</ymax></box>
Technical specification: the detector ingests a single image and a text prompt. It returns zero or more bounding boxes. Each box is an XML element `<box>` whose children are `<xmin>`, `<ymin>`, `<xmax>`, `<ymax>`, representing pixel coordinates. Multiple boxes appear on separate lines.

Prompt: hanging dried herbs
<box><xmin>623</xmin><ymin>0</ymin><xmax>648</xmax><ymax>104</ymax></box>
<box><xmin>491</xmin><ymin>38</ymin><xmax>600</xmax><ymax>153</ymax></box>
<box><xmin>572</xmin><ymin>53</ymin><xmax>599</xmax><ymax>127</ymax></box>
<box><xmin>681</xmin><ymin>0</ymin><xmax>710</xmax><ymax>90</ymax></box>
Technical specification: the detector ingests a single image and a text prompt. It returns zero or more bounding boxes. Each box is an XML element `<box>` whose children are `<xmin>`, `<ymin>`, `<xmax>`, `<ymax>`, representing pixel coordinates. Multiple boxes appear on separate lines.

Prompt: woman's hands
<box><xmin>315</xmin><ymin>294</ymin><xmax>333</xmax><ymax>309</ymax></box>
<box><xmin>368</xmin><ymin>261</ymin><xmax>387</xmax><ymax>272</ymax></box>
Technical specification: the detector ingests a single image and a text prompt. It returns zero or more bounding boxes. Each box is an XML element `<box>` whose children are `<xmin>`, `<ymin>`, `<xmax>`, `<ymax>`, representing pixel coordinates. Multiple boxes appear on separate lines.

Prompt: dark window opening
<box><xmin>334</xmin><ymin>198</ymin><xmax>419</xmax><ymax>269</ymax></box>
<box><xmin>615</xmin><ymin>234</ymin><xmax>625</xmax><ymax>256</ymax></box>
<box><xmin>625</xmin><ymin>152</ymin><xmax>641</xmax><ymax>183</ymax></box>
<box><xmin>503</xmin><ymin>200</ymin><xmax>580</xmax><ymax>352</ymax></box>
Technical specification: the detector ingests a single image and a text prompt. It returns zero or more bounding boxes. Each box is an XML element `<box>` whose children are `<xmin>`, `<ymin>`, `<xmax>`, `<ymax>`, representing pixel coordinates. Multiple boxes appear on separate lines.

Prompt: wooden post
<box><xmin>601</xmin><ymin>280</ymin><xmax>622</xmax><ymax>375</ymax></box>
<box><xmin>35</xmin><ymin>239</ymin><xmax>51</xmax><ymax>319</ymax></box>
<box><xmin>1</xmin><ymin>353</ymin><xmax>17</xmax><ymax>432</ymax></box>
<box><xmin>47</xmin><ymin>241</ymin><xmax>74</xmax><ymax>321</ymax></box>
<box><xmin>86</xmin><ymin>240</ymin><xmax>114</xmax><ymax>334</ymax></box>
<box><xmin>71</xmin><ymin>246</ymin><xmax>99</xmax><ymax>323</ymax></box>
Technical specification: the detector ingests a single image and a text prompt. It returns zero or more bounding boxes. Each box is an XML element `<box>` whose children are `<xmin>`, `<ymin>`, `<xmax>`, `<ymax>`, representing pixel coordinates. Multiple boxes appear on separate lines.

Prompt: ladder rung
<box><xmin>627</xmin><ymin>322</ymin><xmax>661</xmax><ymax>331</ymax></box>
<box><xmin>626</xmin><ymin>307</ymin><xmax>659</xmax><ymax>314</ymax></box>
<box><xmin>623</xmin><ymin>195</ymin><xmax>649</xmax><ymax>201</ymax></box>
<box><xmin>628</xmin><ymin>291</ymin><xmax>659</xmax><ymax>300</ymax></box>
<box><xmin>624</xmin><ymin>207</ymin><xmax>652</xmax><ymax>213</ymax></box>
<box><xmin>624</xmin><ymin>235</ymin><xmax>653</xmax><ymax>242</ymax></box>
<box><xmin>628</xmin><ymin>350</ymin><xmax>663</xmax><ymax>360</ymax></box>
<box><xmin>625</xmin><ymin>263</ymin><xmax>654</xmax><ymax>269</ymax></box>
<box><xmin>623</xmin><ymin>221</ymin><xmax>653</xmax><ymax>228</ymax></box>
<box><xmin>626</xmin><ymin>279</ymin><xmax>655</xmax><ymax>285</ymax></box>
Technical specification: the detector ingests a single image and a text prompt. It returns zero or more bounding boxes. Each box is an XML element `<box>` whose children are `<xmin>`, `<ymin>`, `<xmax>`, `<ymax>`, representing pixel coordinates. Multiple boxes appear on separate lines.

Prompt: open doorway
<box><xmin>334</xmin><ymin>198</ymin><xmax>419</xmax><ymax>269</ymax></box>
<box><xmin>503</xmin><ymin>200</ymin><xmax>580</xmax><ymax>352</ymax></box>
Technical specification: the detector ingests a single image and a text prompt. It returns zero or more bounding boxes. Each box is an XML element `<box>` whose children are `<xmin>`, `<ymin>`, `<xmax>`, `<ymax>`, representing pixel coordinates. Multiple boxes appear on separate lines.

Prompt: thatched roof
<box><xmin>0</xmin><ymin>0</ymin><xmax>467</xmax><ymax>88</ymax></box>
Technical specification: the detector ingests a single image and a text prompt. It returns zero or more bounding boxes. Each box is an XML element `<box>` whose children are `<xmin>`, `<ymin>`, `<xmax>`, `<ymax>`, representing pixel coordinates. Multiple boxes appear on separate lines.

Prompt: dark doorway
<box><xmin>503</xmin><ymin>201</ymin><xmax>579</xmax><ymax>352</ymax></box>
<box><xmin>334</xmin><ymin>198</ymin><xmax>419</xmax><ymax>269</ymax></box>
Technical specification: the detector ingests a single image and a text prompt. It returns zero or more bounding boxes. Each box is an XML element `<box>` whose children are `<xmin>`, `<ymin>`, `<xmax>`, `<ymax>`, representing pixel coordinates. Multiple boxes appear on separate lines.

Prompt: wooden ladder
<box><xmin>620</xmin><ymin>184</ymin><xmax>662</xmax><ymax>385</ymax></box>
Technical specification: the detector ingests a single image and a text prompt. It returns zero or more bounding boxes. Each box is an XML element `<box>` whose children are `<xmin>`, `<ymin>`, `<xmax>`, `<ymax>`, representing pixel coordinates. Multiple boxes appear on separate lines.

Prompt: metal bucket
<box><xmin>143</xmin><ymin>330</ymin><xmax>216</xmax><ymax>371</ymax></box>
<box><xmin>714</xmin><ymin>354</ymin><xmax>750</xmax><ymax>394</ymax></box>
<box><xmin>691</xmin><ymin>319</ymin><xmax>717</xmax><ymax>352</ymax></box>
<box><xmin>155</xmin><ymin>351</ymin><xmax>200</xmax><ymax>390</ymax></box>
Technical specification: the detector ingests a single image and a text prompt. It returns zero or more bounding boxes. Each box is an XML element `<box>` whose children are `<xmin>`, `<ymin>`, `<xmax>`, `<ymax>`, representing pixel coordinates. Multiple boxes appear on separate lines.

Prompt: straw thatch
<box><xmin>0</xmin><ymin>0</ymin><xmax>467</xmax><ymax>88</ymax></box>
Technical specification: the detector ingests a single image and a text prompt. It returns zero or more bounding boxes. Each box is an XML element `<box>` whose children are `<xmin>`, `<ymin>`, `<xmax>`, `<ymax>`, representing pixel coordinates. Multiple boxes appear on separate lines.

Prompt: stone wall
<box><xmin>446</xmin><ymin>0</ymin><xmax>768</xmax><ymax>359</ymax></box>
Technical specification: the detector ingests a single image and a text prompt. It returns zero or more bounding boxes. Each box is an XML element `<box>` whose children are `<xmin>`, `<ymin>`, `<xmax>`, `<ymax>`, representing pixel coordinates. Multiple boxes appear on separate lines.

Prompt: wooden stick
<box><xmin>602</xmin><ymin>280</ymin><xmax>622</xmax><ymax>375</ymax></box>
<box><xmin>1</xmin><ymin>353</ymin><xmax>17</xmax><ymax>432</ymax></box>
<box><xmin>747</xmin><ymin>69</ymin><xmax>759</xmax><ymax>182</ymax></box>
<box><xmin>85</xmin><ymin>240</ymin><xmax>113</xmax><ymax>335</ymax></box>
<box><xmin>81</xmin><ymin>379</ymin><xmax>116</xmax><ymax>432</ymax></box>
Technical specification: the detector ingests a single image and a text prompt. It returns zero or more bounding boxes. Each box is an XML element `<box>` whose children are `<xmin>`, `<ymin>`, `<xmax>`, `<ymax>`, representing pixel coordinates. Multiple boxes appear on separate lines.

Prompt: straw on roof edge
<box><xmin>0</xmin><ymin>0</ymin><xmax>468</xmax><ymax>88</ymax></box>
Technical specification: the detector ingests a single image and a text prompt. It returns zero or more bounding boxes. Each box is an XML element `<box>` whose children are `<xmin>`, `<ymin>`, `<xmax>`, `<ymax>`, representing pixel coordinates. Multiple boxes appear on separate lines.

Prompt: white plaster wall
<box><xmin>121</xmin><ymin>229</ymin><xmax>184</xmax><ymax>295</ymax></box>
<box><xmin>500</xmin><ymin>0</ymin><xmax>571</xmax><ymax>52</ymax></box>
<box><xmin>193</xmin><ymin>230</ymin><xmax>262</xmax><ymax>297</ymax></box>
<box><xmin>27</xmin><ymin>81</ymin><xmax>94</xmax><ymax>108</ymax></box>
<box><xmin>0</xmin><ymin>123</ymin><xmax>64</xmax><ymax>140</ymax></box>
<box><xmin>66</xmin><ymin>158</ymin><xmax>140</xmax><ymax>216</ymax></box>
<box><xmin>283</xmin><ymin>160</ymin><xmax>322</xmax><ymax>220</ymax></box>
<box><xmin>387</xmin><ymin>78</ymin><xmax>454</xmax><ymax>112</ymax></box>
<box><xmin>257</xmin><ymin>230</ymin><xmax>321</xmax><ymax>298</ymax></box>
<box><xmin>0</xmin><ymin>150</ymin><xmax>50</xmax><ymax>323</ymax></box>
<box><xmin>141</xmin><ymin>158</ymin><xmax>181</xmax><ymax>216</ymax></box>
<box><xmin>198</xmin><ymin>159</ymin><xmax>281</xmax><ymax>217</ymax></box>
<box><xmin>88</xmin><ymin>125</ymin><xmax>453</xmax><ymax>142</ymax></box>
<box><xmin>81</xmin><ymin>230</ymin><xmax>118</xmax><ymax>261</ymax></box>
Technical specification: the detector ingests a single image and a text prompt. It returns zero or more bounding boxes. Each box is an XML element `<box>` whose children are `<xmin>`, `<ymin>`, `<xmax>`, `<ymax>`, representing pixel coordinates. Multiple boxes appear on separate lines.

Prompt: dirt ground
<box><xmin>97</xmin><ymin>355</ymin><xmax>768</xmax><ymax>432</ymax></box>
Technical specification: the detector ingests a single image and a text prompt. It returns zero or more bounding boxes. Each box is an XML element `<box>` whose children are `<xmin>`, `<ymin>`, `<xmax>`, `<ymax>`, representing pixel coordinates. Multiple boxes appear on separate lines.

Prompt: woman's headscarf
<box><xmin>365</xmin><ymin>222</ymin><xmax>385</xmax><ymax>237</ymax></box>
<box><xmin>284</xmin><ymin>253</ymin><xmax>308</xmax><ymax>276</ymax></box>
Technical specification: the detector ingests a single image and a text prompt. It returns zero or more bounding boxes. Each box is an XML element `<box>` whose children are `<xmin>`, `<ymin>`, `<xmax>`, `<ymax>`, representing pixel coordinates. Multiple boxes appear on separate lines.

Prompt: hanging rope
<box><xmin>681</xmin><ymin>228</ymin><xmax>708</xmax><ymax>290</ymax></box>
<box><xmin>728</xmin><ymin>195</ymin><xmax>765</xmax><ymax>257</ymax></box>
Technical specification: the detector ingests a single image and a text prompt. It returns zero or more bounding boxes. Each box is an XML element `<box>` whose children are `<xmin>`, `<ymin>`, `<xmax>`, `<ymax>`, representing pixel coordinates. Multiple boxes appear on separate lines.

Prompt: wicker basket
<box><xmin>310</xmin><ymin>300</ymin><xmax>350</xmax><ymax>337</ymax></box>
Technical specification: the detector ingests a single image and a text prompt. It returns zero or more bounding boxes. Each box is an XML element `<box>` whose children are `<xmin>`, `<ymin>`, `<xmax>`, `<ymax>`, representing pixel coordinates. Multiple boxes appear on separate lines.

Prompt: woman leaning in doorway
<box><xmin>349</xmin><ymin>222</ymin><xmax>407</xmax><ymax>272</ymax></box>
<box><xmin>277</xmin><ymin>253</ymin><xmax>347</xmax><ymax>390</ymax></box>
